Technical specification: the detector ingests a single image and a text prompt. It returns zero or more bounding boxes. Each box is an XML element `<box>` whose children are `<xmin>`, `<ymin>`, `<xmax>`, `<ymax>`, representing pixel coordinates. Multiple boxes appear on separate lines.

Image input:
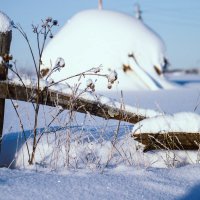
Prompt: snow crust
<box><xmin>133</xmin><ymin>112</ymin><xmax>200</xmax><ymax>134</ymax></box>
<box><xmin>0</xmin><ymin>66</ymin><xmax>200</xmax><ymax>200</ymax></box>
<box><xmin>0</xmin><ymin>11</ymin><xmax>12</xmax><ymax>33</ymax></box>
<box><xmin>1</xmin><ymin>165</ymin><xmax>200</xmax><ymax>200</ymax></box>
<box><xmin>42</xmin><ymin>9</ymin><xmax>174</xmax><ymax>91</ymax></box>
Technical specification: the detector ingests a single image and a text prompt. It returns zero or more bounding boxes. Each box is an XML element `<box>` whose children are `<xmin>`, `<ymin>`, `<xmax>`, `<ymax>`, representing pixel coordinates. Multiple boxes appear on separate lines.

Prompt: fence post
<box><xmin>0</xmin><ymin>26</ymin><xmax>12</xmax><ymax>144</ymax></box>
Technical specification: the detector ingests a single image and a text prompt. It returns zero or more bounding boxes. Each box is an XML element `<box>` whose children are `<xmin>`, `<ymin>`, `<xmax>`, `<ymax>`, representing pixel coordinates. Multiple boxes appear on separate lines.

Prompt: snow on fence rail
<box><xmin>132</xmin><ymin>112</ymin><xmax>200</xmax><ymax>151</ymax></box>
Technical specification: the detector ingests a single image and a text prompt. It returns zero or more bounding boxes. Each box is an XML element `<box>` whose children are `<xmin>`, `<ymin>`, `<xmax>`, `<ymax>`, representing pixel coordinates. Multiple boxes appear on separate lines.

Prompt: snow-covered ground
<box><xmin>0</xmin><ymin>164</ymin><xmax>200</xmax><ymax>200</ymax></box>
<box><xmin>1</xmin><ymin>11</ymin><xmax>200</xmax><ymax>197</ymax></box>
<box><xmin>0</xmin><ymin>73</ymin><xmax>199</xmax><ymax>199</ymax></box>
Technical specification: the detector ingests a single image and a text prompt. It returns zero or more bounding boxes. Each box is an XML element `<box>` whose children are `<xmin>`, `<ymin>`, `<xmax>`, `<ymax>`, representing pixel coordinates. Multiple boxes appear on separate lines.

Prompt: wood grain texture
<box><xmin>133</xmin><ymin>132</ymin><xmax>200</xmax><ymax>151</ymax></box>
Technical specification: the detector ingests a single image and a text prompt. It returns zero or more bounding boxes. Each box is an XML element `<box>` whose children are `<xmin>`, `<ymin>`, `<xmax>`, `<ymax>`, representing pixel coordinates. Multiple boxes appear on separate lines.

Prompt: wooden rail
<box><xmin>133</xmin><ymin>132</ymin><xmax>200</xmax><ymax>151</ymax></box>
<box><xmin>0</xmin><ymin>81</ymin><xmax>148</xmax><ymax>124</ymax></box>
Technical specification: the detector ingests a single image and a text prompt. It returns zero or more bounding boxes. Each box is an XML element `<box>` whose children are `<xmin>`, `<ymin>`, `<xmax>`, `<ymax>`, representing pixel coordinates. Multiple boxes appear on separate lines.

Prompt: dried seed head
<box><xmin>57</xmin><ymin>105</ymin><xmax>63</xmax><ymax>111</ymax></box>
<box><xmin>32</xmin><ymin>27</ymin><xmax>37</xmax><ymax>33</ymax></box>
<box><xmin>14</xmin><ymin>102</ymin><xmax>19</xmax><ymax>108</ymax></box>
<box><xmin>86</xmin><ymin>79</ymin><xmax>95</xmax><ymax>91</ymax></box>
<box><xmin>55</xmin><ymin>57</ymin><xmax>65</xmax><ymax>69</ymax></box>
<box><xmin>48</xmin><ymin>78</ymin><xmax>54</xmax><ymax>84</ymax></box>
<box><xmin>49</xmin><ymin>33</ymin><xmax>53</xmax><ymax>39</ymax></box>
<box><xmin>46</xmin><ymin>17</ymin><xmax>52</xmax><ymax>23</ymax></box>
<box><xmin>107</xmin><ymin>70</ymin><xmax>118</xmax><ymax>84</ymax></box>
<box><xmin>93</xmin><ymin>67</ymin><xmax>101</xmax><ymax>73</ymax></box>
<box><xmin>107</xmin><ymin>82</ymin><xmax>112</xmax><ymax>89</ymax></box>
<box><xmin>40</xmin><ymin>68</ymin><xmax>50</xmax><ymax>78</ymax></box>
<box><xmin>53</xmin><ymin>20</ymin><xmax>58</xmax><ymax>26</ymax></box>
<box><xmin>11</xmin><ymin>21</ymin><xmax>17</xmax><ymax>29</ymax></box>
<box><xmin>108</xmin><ymin>108</ymin><xmax>119</xmax><ymax>117</ymax></box>
<box><xmin>3</xmin><ymin>54</ymin><xmax>13</xmax><ymax>62</ymax></box>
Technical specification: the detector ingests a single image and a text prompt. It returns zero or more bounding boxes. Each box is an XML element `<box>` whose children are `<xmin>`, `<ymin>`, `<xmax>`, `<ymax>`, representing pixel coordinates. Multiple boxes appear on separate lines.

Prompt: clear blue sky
<box><xmin>1</xmin><ymin>0</ymin><xmax>200</xmax><ymax>69</ymax></box>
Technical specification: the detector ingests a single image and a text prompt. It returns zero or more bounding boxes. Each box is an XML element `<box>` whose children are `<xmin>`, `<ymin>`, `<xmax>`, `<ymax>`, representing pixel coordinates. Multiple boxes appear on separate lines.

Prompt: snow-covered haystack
<box><xmin>0</xmin><ymin>11</ymin><xmax>12</xmax><ymax>33</ymax></box>
<box><xmin>42</xmin><ymin>9</ymin><xmax>175</xmax><ymax>91</ymax></box>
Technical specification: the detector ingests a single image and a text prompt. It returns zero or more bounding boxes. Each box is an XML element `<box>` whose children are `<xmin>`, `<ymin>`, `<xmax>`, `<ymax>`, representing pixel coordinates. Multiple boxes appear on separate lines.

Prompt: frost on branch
<box><xmin>52</xmin><ymin>20</ymin><xmax>58</xmax><ymax>26</ymax></box>
<box><xmin>1</xmin><ymin>54</ymin><xmax>13</xmax><ymax>69</ymax></box>
<box><xmin>40</xmin><ymin>68</ymin><xmax>50</xmax><ymax>78</ymax></box>
<box><xmin>46</xmin><ymin>17</ymin><xmax>52</xmax><ymax>23</ymax></box>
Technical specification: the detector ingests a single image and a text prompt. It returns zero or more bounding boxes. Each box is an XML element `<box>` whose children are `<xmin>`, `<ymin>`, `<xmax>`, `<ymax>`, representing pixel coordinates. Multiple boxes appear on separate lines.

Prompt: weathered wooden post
<box><xmin>0</xmin><ymin>11</ymin><xmax>12</xmax><ymax>145</ymax></box>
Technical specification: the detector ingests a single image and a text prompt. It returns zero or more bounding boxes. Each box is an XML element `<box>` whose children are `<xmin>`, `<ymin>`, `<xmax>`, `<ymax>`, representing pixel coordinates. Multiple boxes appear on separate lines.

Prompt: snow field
<box><xmin>0</xmin><ymin>164</ymin><xmax>199</xmax><ymax>200</ymax></box>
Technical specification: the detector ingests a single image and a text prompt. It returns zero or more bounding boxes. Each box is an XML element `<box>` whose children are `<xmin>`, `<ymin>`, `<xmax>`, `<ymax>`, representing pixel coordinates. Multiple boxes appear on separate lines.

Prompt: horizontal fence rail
<box><xmin>0</xmin><ymin>80</ymin><xmax>148</xmax><ymax>124</ymax></box>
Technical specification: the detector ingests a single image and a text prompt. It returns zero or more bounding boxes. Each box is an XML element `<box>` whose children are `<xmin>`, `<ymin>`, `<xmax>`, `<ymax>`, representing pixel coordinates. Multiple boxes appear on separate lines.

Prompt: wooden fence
<box><xmin>0</xmin><ymin>20</ymin><xmax>199</xmax><ymax>152</ymax></box>
<box><xmin>0</xmin><ymin>29</ymin><xmax>149</xmax><ymax>143</ymax></box>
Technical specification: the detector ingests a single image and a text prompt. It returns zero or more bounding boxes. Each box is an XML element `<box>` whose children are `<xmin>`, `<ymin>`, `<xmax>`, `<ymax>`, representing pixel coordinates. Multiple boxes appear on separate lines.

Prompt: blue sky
<box><xmin>1</xmin><ymin>0</ymin><xmax>200</xmax><ymax>69</ymax></box>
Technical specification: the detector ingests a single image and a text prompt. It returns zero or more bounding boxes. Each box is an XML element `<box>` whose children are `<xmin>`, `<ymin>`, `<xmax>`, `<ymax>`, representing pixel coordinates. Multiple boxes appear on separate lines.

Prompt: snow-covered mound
<box><xmin>1</xmin><ymin>122</ymin><xmax>200</xmax><ymax>169</ymax></box>
<box><xmin>42</xmin><ymin>9</ymin><xmax>174</xmax><ymax>91</ymax></box>
<box><xmin>0</xmin><ymin>11</ymin><xmax>12</xmax><ymax>33</ymax></box>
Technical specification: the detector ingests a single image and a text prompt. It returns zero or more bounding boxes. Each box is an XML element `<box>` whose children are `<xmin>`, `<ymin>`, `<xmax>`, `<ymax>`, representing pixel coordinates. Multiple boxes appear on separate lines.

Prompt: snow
<box><xmin>1</xmin><ymin>71</ymin><xmax>200</xmax><ymax>199</ymax></box>
<box><xmin>1</xmin><ymin>6</ymin><xmax>200</xmax><ymax>200</ymax></box>
<box><xmin>0</xmin><ymin>164</ymin><xmax>200</xmax><ymax>200</ymax></box>
<box><xmin>42</xmin><ymin>9</ymin><xmax>174</xmax><ymax>91</ymax></box>
<box><xmin>132</xmin><ymin>112</ymin><xmax>200</xmax><ymax>134</ymax></box>
<box><xmin>0</xmin><ymin>1</ymin><xmax>198</xmax><ymax>197</ymax></box>
<box><xmin>1</xmin><ymin>123</ymin><xmax>199</xmax><ymax>170</ymax></box>
<box><xmin>0</xmin><ymin>11</ymin><xmax>12</xmax><ymax>33</ymax></box>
